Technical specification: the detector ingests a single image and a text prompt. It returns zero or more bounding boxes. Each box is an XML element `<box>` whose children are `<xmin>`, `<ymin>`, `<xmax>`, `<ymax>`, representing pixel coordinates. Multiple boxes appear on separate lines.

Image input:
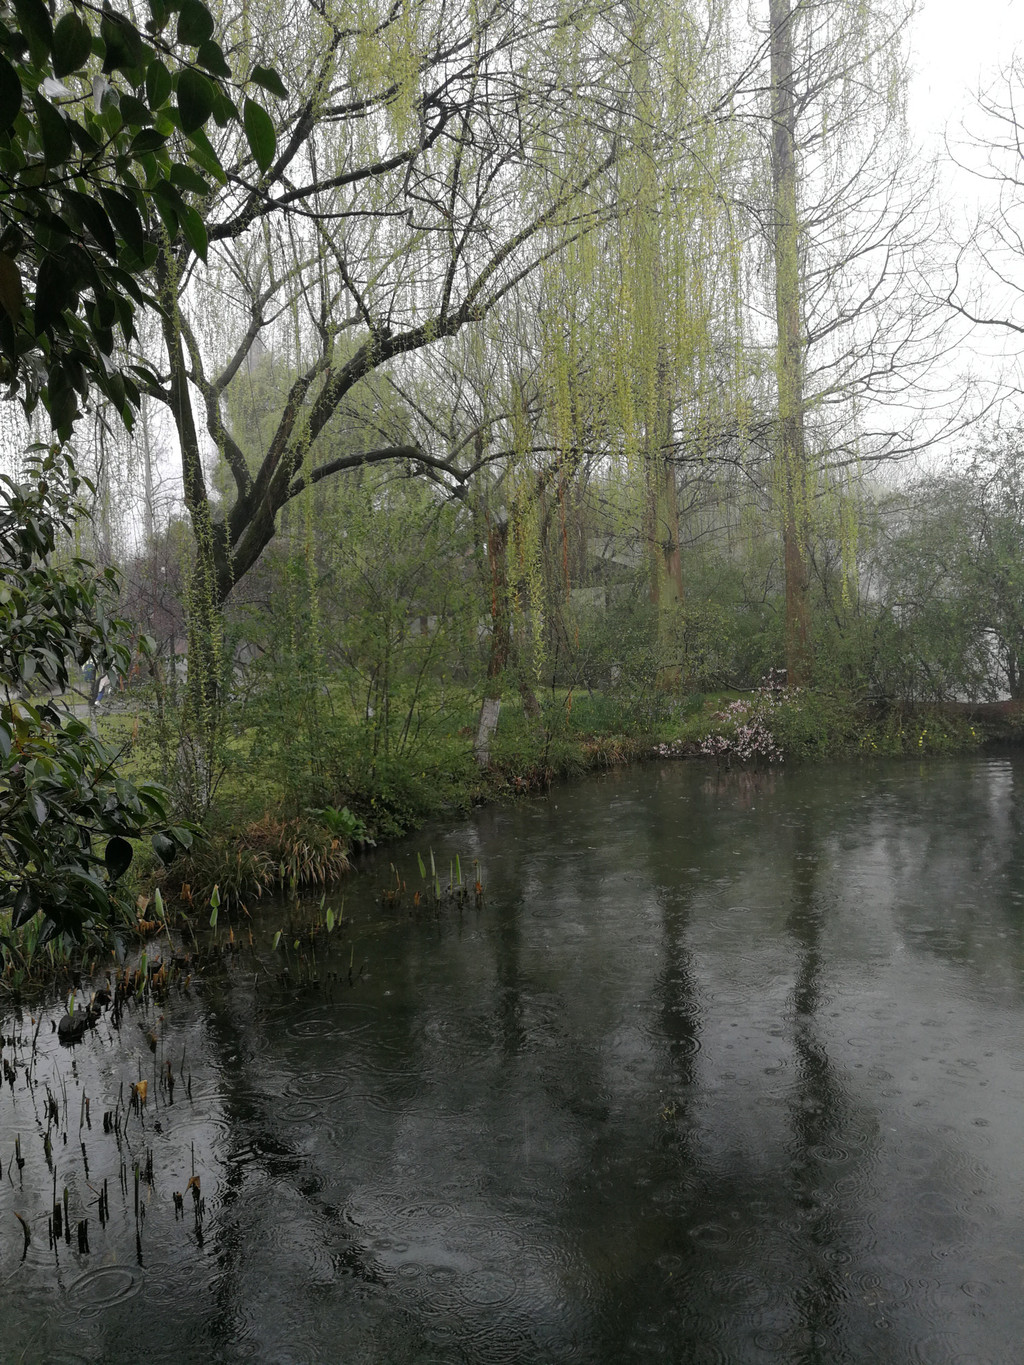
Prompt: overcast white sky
<box><xmin>910</xmin><ymin>0</ymin><xmax>1023</xmax><ymax>145</ymax></box>
<box><xmin>903</xmin><ymin>0</ymin><xmax>1024</xmax><ymax>439</ymax></box>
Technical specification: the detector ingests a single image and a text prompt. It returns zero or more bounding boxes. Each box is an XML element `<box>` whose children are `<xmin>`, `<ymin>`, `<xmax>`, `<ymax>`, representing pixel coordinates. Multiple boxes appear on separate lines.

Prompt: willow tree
<box><xmin>125</xmin><ymin>0</ymin><xmax>764</xmax><ymax>784</ymax></box>
<box><xmin>757</xmin><ymin>0</ymin><xmax>952</xmax><ymax>684</ymax></box>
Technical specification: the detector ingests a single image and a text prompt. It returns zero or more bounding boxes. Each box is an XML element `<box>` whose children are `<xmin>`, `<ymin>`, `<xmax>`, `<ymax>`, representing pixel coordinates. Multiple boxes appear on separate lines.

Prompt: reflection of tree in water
<box><xmin>784</xmin><ymin>813</ymin><xmax>861</xmax><ymax>1364</ymax></box>
<box><xmin>564</xmin><ymin>777</ymin><xmax>903</xmax><ymax>1364</ymax></box>
<box><xmin>702</xmin><ymin>765</ymin><xmax>779</xmax><ymax>809</ymax></box>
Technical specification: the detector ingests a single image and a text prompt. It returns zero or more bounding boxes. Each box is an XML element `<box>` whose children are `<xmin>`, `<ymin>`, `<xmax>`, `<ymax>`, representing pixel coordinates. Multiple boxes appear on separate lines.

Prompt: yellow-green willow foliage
<box><xmin>142</xmin><ymin>0</ymin><xmax>760</xmax><ymax>610</ymax></box>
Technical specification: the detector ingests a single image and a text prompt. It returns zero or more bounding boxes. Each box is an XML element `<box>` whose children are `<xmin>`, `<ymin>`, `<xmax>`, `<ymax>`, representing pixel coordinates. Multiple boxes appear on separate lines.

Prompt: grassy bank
<box><xmin>2</xmin><ymin>683</ymin><xmax>1017</xmax><ymax>989</ymax></box>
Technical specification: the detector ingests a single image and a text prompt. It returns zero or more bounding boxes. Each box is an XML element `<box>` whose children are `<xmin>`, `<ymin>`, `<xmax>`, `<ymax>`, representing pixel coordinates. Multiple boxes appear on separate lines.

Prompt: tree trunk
<box><xmin>648</xmin><ymin>442</ymin><xmax>684</xmax><ymax>688</ymax></box>
<box><xmin>769</xmin><ymin>0</ymin><xmax>812</xmax><ymax>686</ymax></box>
<box><xmin>474</xmin><ymin>519</ymin><xmax>511</xmax><ymax>765</ymax></box>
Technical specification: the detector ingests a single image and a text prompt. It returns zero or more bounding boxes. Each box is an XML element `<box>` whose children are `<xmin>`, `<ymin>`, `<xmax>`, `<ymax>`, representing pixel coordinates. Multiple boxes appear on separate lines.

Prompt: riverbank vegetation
<box><xmin>5</xmin><ymin>0</ymin><xmax>1024</xmax><ymax>979</ymax></box>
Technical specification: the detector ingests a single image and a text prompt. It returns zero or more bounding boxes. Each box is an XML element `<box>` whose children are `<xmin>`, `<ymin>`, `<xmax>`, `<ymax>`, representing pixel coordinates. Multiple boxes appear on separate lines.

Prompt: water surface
<box><xmin>3</xmin><ymin>755</ymin><xmax>1024</xmax><ymax>1363</ymax></box>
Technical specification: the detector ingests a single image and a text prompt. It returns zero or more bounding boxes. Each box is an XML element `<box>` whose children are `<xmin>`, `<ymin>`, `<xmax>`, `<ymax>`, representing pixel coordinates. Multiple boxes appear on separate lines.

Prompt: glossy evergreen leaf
<box><xmin>11</xmin><ymin>885</ymin><xmax>34</xmax><ymax>928</ymax></box>
<box><xmin>119</xmin><ymin>93</ymin><xmax>152</xmax><ymax>127</ymax></box>
<box><xmin>104</xmin><ymin>835</ymin><xmax>133</xmax><ymax>880</ymax></box>
<box><xmin>33</xmin><ymin>254</ymin><xmax>69</xmax><ymax>332</ymax></box>
<box><xmin>151</xmin><ymin>831</ymin><xmax>176</xmax><ymax>865</ymax></box>
<box><xmin>145</xmin><ymin>57</ymin><xmax>172</xmax><ymax>109</ymax></box>
<box><xmin>36</xmin><ymin>917</ymin><xmax>59</xmax><ymax>947</ymax></box>
<box><xmin>130</xmin><ymin>126</ymin><xmax>167</xmax><ymax>155</ymax></box>
<box><xmin>243</xmin><ymin>96</ymin><xmax>275</xmax><ymax>172</ymax></box>
<box><xmin>31</xmin><ymin>93</ymin><xmax>72</xmax><ymax>166</ymax></box>
<box><xmin>100</xmin><ymin>7</ymin><xmax>144</xmax><ymax>74</ymax></box>
<box><xmin>52</xmin><ymin>11</ymin><xmax>93</xmax><ymax>77</ymax></box>
<box><xmin>150</xmin><ymin>177</ymin><xmax>180</xmax><ymax>236</ymax></box>
<box><xmin>99</xmin><ymin>186</ymin><xmax>146</xmax><ymax>260</ymax></box>
<box><xmin>196</xmin><ymin>38</ymin><xmax>230</xmax><ymax>78</ymax></box>
<box><xmin>176</xmin><ymin>0</ymin><xmax>214</xmax><ymax>47</ymax></box>
<box><xmin>176</xmin><ymin>66</ymin><xmax>214</xmax><ymax>133</ymax></box>
<box><xmin>64</xmin><ymin>189</ymin><xmax>116</xmax><ymax>254</ymax></box>
<box><xmin>0</xmin><ymin>52</ymin><xmax>22</xmax><ymax>130</ymax></box>
<box><xmin>0</xmin><ymin>252</ymin><xmax>23</xmax><ymax>321</ymax></box>
<box><xmin>11</xmin><ymin>0</ymin><xmax>53</xmax><ymax>65</ymax></box>
<box><xmin>184</xmin><ymin>124</ymin><xmax>226</xmax><ymax>183</ymax></box>
<box><xmin>169</xmin><ymin>162</ymin><xmax>211</xmax><ymax>195</ymax></box>
<box><xmin>178</xmin><ymin>200</ymin><xmax>207</xmax><ymax>260</ymax></box>
<box><xmin>250</xmin><ymin>63</ymin><xmax>288</xmax><ymax>100</ymax></box>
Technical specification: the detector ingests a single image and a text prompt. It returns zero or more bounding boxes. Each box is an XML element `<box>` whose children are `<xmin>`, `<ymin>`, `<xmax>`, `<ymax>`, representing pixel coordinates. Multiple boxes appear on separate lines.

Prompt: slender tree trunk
<box><xmin>648</xmin><ymin>424</ymin><xmax>684</xmax><ymax>687</ymax></box>
<box><xmin>770</xmin><ymin>0</ymin><xmax>812</xmax><ymax>685</ymax></box>
<box><xmin>475</xmin><ymin>518</ymin><xmax>510</xmax><ymax>765</ymax></box>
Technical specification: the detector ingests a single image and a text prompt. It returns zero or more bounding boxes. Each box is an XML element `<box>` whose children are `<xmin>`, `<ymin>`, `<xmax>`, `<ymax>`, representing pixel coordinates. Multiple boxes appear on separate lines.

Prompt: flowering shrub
<box><xmin>699</xmin><ymin>695</ymin><xmax>784</xmax><ymax>766</ymax></box>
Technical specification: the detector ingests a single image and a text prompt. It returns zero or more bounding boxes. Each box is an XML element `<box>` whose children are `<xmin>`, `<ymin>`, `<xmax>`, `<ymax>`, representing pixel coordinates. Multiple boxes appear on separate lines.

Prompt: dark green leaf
<box><xmin>176</xmin><ymin>0</ymin><xmax>214</xmax><ymax>46</ymax></box>
<box><xmin>243</xmin><ymin>97</ymin><xmax>275</xmax><ymax>172</ymax></box>
<box><xmin>0</xmin><ymin>53</ymin><xmax>23</xmax><ymax>131</ymax></box>
<box><xmin>169</xmin><ymin>162</ymin><xmax>210</xmax><ymax>195</ymax></box>
<box><xmin>149</xmin><ymin>178</ymin><xmax>179</xmax><ymax>236</ymax></box>
<box><xmin>12</xmin><ymin>0</ymin><xmax>53</xmax><ymax>65</ymax></box>
<box><xmin>104</xmin><ymin>834</ymin><xmax>133</xmax><ymax>880</ymax></box>
<box><xmin>0</xmin><ymin>251</ymin><xmax>23</xmax><ymax>321</ymax></box>
<box><xmin>184</xmin><ymin>124</ymin><xmax>225</xmax><ymax>183</ymax></box>
<box><xmin>37</xmin><ymin>916</ymin><xmax>60</xmax><ymax>945</ymax></box>
<box><xmin>178</xmin><ymin>201</ymin><xmax>207</xmax><ymax>259</ymax></box>
<box><xmin>250</xmin><ymin>64</ymin><xmax>288</xmax><ymax>100</ymax></box>
<box><xmin>11</xmin><ymin>885</ymin><xmax>35</xmax><ymax>929</ymax></box>
<box><xmin>32</xmin><ymin>94</ymin><xmax>73</xmax><ymax>167</ymax></box>
<box><xmin>209</xmin><ymin>82</ymin><xmax>235</xmax><ymax>127</ymax></box>
<box><xmin>68</xmin><ymin>117</ymin><xmax>102</xmax><ymax>154</ymax></box>
<box><xmin>176</xmin><ymin>66</ymin><xmax>214</xmax><ymax>133</ymax></box>
<box><xmin>151</xmin><ymin>830</ymin><xmax>176</xmax><ymax>865</ymax></box>
<box><xmin>63</xmin><ymin>188</ymin><xmax>117</xmax><ymax>254</ymax></box>
<box><xmin>100</xmin><ymin>7</ymin><xmax>144</xmax><ymax>75</ymax></box>
<box><xmin>130</xmin><ymin>126</ymin><xmax>167</xmax><ymax>155</ymax></box>
<box><xmin>33</xmin><ymin>254</ymin><xmax>69</xmax><ymax>332</ymax></box>
<box><xmin>146</xmin><ymin>0</ymin><xmax>169</xmax><ymax>35</ymax></box>
<box><xmin>30</xmin><ymin>789</ymin><xmax>47</xmax><ymax>824</ymax></box>
<box><xmin>145</xmin><ymin>57</ymin><xmax>172</xmax><ymax>109</ymax></box>
<box><xmin>0</xmin><ymin>719</ymin><xmax>10</xmax><ymax>759</ymax></box>
<box><xmin>52</xmin><ymin>11</ymin><xmax>93</xmax><ymax>77</ymax></box>
<box><xmin>99</xmin><ymin>186</ymin><xmax>146</xmax><ymax>260</ymax></box>
<box><xmin>119</xmin><ymin>93</ymin><xmax>152</xmax><ymax>126</ymax></box>
<box><xmin>196</xmin><ymin>38</ymin><xmax>230</xmax><ymax>78</ymax></box>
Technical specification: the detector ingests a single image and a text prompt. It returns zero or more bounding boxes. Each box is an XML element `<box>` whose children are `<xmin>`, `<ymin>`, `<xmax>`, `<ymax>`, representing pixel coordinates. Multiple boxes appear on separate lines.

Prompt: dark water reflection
<box><xmin>4</xmin><ymin>756</ymin><xmax>1024</xmax><ymax>1362</ymax></box>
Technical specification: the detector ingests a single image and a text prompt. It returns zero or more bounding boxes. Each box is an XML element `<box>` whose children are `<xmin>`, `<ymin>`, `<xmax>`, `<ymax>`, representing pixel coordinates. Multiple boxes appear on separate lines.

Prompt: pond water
<box><xmin>3</xmin><ymin>755</ymin><xmax>1024</xmax><ymax>1363</ymax></box>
